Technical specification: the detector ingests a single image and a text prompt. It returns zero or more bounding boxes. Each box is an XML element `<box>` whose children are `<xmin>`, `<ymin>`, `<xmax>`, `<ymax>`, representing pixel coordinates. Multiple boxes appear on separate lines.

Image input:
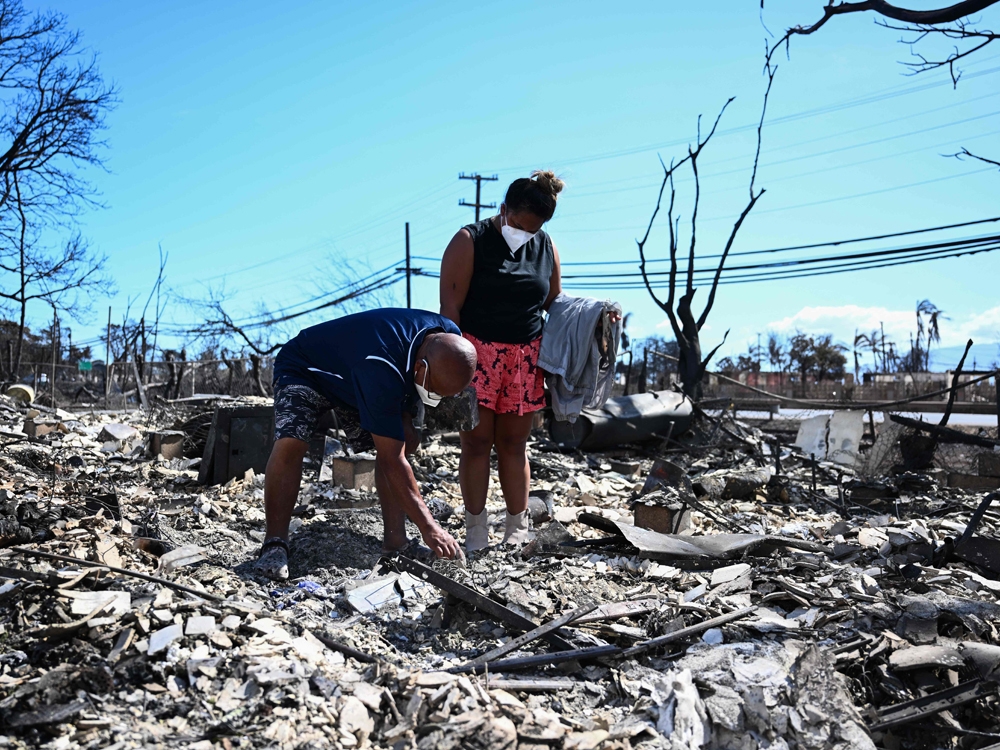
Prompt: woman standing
<box><xmin>439</xmin><ymin>170</ymin><xmax>563</xmax><ymax>550</ymax></box>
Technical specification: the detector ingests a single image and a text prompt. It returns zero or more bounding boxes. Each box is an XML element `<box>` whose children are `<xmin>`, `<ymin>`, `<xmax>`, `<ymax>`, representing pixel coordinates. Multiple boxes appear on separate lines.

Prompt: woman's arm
<box><xmin>439</xmin><ymin>229</ymin><xmax>474</xmax><ymax>326</ymax></box>
<box><xmin>542</xmin><ymin>242</ymin><xmax>562</xmax><ymax>311</ymax></box>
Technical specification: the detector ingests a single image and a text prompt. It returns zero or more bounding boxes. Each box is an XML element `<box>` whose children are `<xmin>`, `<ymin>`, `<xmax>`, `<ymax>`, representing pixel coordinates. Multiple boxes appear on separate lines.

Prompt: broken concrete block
<box><xmin>22</xmin><ymin>419</ymin><xmax>60</xmax><ymax>438</ymax></box>
<box><xmin>947</xmin><ymin>473</ymin><xmax>1000</xmax><ymax>492</ymax></box>
<box><xmin>889</xmin><ymin>645</ymin><xmax>965</xmax><ymax>671</ymax></box>
<box><xmin>634</xmin><ymin>503</ymin><xmax>691</xmax><ymax>535</ymax></box>
<box><xmin>62</xmin><ymin>590</ymin><xmax>131</xmax><ymax>617</ymax></box>
<box><xmin>333</xmin><ymin>455</ymin><xmax>376</xmax><ymax>491</ymax></box>
<box><xmin>710</xmin><ymin>563</ymin><xmax>751</xmax><ymax>588</ymax></box>
<box><xmin>99</xmin><ymin>423</ymin><xmax>138</xmax><ymax>443</ymax></box>
<box><xmin>148</xmin><ymin>623</ymin><xmax>184</xmax><ymax>655</ymax></box>
<box><xmin>339</xmin><ymin>695</ymin><xmax>374</xmax><ymax>739</ymax></box>
<box><xmin>185</xmin><ymin>616</ymin><xmax>216</xmax><ymax>637</ymax></box>
<box><xmin>610</xmin><ymin>459</ymin><xmax>641</xmax><ymax>478</ymax></box>
<box><xmin>150</xmin><ymin>430</ymin><xmax>185</xmax><ymax>460</ymax></box>
<box><xmin>694</xmin><ymin>466</ymin><xmax>772</xmax><ymax>500</ymax></box>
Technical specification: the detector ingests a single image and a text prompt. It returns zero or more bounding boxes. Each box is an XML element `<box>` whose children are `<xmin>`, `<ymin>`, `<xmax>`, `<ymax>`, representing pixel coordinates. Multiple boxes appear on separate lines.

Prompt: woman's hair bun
<box><xmin>530</xmin><ymin>170</ymin><xmax>564</xmax><ymax>197</ymax></box>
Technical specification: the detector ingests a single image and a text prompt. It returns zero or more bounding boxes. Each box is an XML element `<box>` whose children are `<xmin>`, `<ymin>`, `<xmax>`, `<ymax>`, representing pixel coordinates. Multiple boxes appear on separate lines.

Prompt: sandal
<box><xmin>255</xmin><ymin>537</ymin><xmax>290</xmax><ymax>581</ymax></box>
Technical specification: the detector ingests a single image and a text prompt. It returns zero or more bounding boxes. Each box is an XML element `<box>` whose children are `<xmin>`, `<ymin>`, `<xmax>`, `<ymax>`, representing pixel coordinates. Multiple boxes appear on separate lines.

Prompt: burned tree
<box><xmin>765</xmin><ymin>0</ymin><xmax>999</xmax><ymax>165</ymax></box>
<box><xmin>636</xmin><ymin>66</ymin><xmax>776</xmax><ymax>400</ymax></box>
<box><xmin>0</xmin><ymin>178</ymin><xmax>112</xmax><ymax>382</ymax></box>
<box><xmin>0</xmin><ymin>1</ymin><xmax>117</xmax><ymax>383</ymax></box>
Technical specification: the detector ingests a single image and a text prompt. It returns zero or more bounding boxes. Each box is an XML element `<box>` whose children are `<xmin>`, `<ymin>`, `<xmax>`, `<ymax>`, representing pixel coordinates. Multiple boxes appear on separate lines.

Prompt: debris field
<box><xmin>2</xmin><ymin>392</ymin><xmax>1000</xmax><ymax>750</ymax></box>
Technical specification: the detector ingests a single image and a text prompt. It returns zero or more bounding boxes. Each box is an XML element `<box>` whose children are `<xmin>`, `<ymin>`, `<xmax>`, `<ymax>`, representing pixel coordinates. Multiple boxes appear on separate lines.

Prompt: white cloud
<box><xmin>962</xmin><ymin>306</ymin><xmax>1000</xmax><ymax>343</ymax></box>
<box><xmin>767</xmin><ymin>305</ymin><xmax>914</xmax><ymax>347</ymax></box>
<box><xmin>766</xmin><ymin>304</ymin><xmax>1000</xmax><ymax>350</ymax></box>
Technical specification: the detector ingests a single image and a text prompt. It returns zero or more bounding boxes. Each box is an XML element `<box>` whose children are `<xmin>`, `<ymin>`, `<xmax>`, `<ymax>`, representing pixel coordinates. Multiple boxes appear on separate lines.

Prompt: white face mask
<box><xmin>415</xmin><ymin>358</ymin><xmax>443</xmax><ymax>408</ymax></box>
<box><xmin>500</xmin><ymin>209</ymin><xmax>537</xmax><ymax>255</ymax></box>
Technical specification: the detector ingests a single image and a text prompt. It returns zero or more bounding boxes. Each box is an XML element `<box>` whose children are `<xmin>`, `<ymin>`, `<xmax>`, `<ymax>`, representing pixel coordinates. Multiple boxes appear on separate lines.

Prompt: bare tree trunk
<box><xmin>636</xmin><ymin>66</ymin><xmax>774</xmax><ymax>401</ymax></box>
<box><xmin>11</xmin><ymin>176</ymin><xmax>27</xmax><ymax>382</ymax></box>
<box><xmin>249</xmin><ymin>354</ymin><xmax>266</xmax><ymax>397</ymax></box>
<box><xmin>164</xmin><ymin>350</ymin><xmax>177</xmax><ymax>399</ymax></box>
<box><xmin>221</xmin><ymin>352</ymin><xmax>236</xmax><ymax>395</ymax></box>
<box><xmin>174</xmin><ymin>349</ymin><xmax>187</xmax><ymax>399</ymax></box>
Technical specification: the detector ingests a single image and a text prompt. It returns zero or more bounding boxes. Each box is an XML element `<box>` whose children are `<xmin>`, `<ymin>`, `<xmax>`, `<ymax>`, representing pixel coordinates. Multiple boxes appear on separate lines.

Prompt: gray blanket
<box><xmin>538</xmin><ymin>293</ymin><xmax>622</xmax><ymax>423</ymax></box>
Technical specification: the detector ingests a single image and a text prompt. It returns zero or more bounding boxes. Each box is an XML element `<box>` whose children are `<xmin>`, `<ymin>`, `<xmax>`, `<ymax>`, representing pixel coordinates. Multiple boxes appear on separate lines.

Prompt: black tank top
<box><xmin>459</xmin><ymin>218</ymin><xmax>554</xmax><ymax>344</ymax></box>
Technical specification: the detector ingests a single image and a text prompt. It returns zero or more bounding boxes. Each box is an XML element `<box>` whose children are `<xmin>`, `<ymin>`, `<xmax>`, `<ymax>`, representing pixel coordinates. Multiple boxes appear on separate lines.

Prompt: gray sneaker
<box><xmin>255</xmin><ymin>537</ymin><xmax>289</xmax><ymax>581</ymax></box>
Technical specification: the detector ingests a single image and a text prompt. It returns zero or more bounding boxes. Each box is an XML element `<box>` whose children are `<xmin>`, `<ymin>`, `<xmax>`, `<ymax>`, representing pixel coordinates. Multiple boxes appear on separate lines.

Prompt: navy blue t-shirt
<box><xmin>273</xmin><ymin>308</ymin><xmax>461</xmax><ymax>441</ymax></box>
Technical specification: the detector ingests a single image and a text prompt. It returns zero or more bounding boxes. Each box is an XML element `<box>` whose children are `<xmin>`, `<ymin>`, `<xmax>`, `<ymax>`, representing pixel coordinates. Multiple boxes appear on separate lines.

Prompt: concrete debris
<box><xmin>0</xmin><ymin>391</ymin><xmax>999</xmax><ymax>749</ymax></box>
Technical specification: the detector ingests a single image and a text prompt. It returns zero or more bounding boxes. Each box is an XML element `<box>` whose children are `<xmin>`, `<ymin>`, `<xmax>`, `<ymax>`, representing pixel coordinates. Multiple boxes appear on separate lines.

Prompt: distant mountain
<box><xmin>929</xmin><ymin>342</ymin><xmax>1000</xmax><ymax>371</ymax></box>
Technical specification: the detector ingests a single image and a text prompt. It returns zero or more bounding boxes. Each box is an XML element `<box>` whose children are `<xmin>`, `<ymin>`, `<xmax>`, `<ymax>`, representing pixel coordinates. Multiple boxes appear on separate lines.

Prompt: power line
<box><xmin>484</xmin><ymin>61</ymin><xmax>1000</xmax><ymax>174</ymax></box>
<box><xmin>562</xmin><ymin>241</ymin><xmax>999</xmax><ymax>289</ymax></box>
<box><xmin>415</xmin><ymin>214</ymin><xmax>1000</xmax><ymax>268</ymax></box>
<box><xmin>559</xmin><ymin>233</ymin><xmax>1000</xmax><ymax>280</ymax></box>
<box><xmin>563</xmin><ymin>115</ymin><xmax>1000</xmax><ymax>205</ymax></box>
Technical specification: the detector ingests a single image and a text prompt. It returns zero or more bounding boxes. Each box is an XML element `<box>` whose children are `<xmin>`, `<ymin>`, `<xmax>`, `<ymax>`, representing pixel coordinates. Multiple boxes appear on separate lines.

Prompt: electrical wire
<box><xmin>414</xmin><ymin>214</ymin><xmax>1000</xmax><ymax>268</ymax></box>
<box><xmin>485</xmin><ymin>61</ymin><xmax>1000</xmax><ymax>174</ymax></box>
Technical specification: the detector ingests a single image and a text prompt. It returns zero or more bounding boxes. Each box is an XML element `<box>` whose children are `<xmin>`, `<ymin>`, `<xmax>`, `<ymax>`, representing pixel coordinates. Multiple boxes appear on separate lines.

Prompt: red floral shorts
<box><xmin>463</xmin><ymin>332</ymin><xmax>546</xmax><ymax>416</ymax></box>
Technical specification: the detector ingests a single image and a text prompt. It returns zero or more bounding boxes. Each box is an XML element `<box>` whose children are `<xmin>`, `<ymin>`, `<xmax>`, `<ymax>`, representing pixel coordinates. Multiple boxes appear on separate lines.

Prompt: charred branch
<box><xmin>765</xmin><ymin>0</ymin><xmax>999</xmax><ymax>85</ymax></box>
<box><xmin>636</xmin><ymin>64</ymin><xmax>776</xmax><ymax>399</ymax></box>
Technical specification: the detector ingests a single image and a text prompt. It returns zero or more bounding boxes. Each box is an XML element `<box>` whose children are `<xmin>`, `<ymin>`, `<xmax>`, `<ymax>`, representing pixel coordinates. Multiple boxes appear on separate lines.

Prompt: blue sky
<box><xmin>24</xmin><ymin>0</ymin><xmax>1000</xmax><ymax>369</ymax></box>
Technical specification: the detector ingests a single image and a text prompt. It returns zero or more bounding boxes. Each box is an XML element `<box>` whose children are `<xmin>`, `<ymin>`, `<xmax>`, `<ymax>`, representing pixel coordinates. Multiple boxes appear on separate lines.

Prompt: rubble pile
<box><xmin>1</xmin><ymin>392</ymin><xmax>1000</xmax><ymax>749</ymax></box>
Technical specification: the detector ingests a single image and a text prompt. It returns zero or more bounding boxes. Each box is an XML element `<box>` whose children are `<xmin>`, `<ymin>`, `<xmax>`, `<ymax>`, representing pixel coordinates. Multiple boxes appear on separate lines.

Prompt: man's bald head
<box><xmin>416</xmin><ymin>333</ymin><xmax>477</xmax><ymax>396</ymax></box>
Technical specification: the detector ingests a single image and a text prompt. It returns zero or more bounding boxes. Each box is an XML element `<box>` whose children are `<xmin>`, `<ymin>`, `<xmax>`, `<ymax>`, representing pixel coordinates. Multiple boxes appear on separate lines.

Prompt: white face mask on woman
<box><xmin>500</xmin><ymin>208</ymin><xmax>537</xmax><ymax>255</ymax></box>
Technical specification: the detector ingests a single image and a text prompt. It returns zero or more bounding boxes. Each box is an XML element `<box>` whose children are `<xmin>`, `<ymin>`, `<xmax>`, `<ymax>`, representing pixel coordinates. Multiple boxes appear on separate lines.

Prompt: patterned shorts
<box><xmin>463</xmin><ymin>333</ymin><xmax>546</xmax><ymax>416</ymax></box>
<box><xmin>273</xmin><ymin>383</ymin><xmax>375</xmax><ymax>452</ymax></box>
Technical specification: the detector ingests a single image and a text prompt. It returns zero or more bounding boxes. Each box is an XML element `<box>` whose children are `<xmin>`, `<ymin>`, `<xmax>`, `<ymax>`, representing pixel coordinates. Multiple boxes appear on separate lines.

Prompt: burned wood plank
<box><xmin>573</xmin><ymin>598</ymin><xmax>661</xmax><ymax>624</ymax></box>
<box><xmin>9</xmin><ymin>546</ymin><xmax>222</xmax><ymax>602</ymax></box>
<box><xmin>888</xmin><ymin>414</ymin><xmax>1000</xmax><ymax>449</ymax></box>
<box><xmin>485</xmin><ymin>678</ymin><xmax>578</xmax><ymax>692</ymax></box>
<box><xmin>390</xmin><ymin>555</ymin><xmax>574</xmax><ymax>651</ymax></box>
<box><xmin>871</xmin><ymin>679</ymin><xmax>997</xmax><ymax>732</ymax></box>
<box><xmin>454</xmin><ymin>644</ymin><xmax>623</xmax><ymax>674</ymax></box>
<box><xmin>463</xmin><ymin>602</ymin><xmax>600</xmax><ymax>669</ymax></box>
<box><xmin>311</xmin><ymin>631</ymin><xmax>382</xmax><ymax>664</ymax></box>
<box><xmin>6</xmin><ymin>700</ymin><xmax>88</xmax><ymax>728</ymax></box>
<box><xmin>622</xmin><ymin>606</ymin><xmax>758</xmax><ymax>658</ymax></box>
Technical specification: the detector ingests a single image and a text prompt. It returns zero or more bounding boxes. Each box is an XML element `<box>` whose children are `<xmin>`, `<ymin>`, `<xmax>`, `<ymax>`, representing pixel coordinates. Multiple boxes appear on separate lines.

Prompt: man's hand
<box><xmin>421</xmin><ymin>520</ymin><xmax>460</xmax><ymax>559</ymax></box>
<box><xmin>372</xmin><ymin>433</ymin><xmax>460</xmax><ymax>559</ymax></box>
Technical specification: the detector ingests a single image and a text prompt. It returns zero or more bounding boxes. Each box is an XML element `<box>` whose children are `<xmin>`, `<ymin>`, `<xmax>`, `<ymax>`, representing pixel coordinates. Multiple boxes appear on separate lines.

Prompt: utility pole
<box><xmin>105</xmin><ymin>306</ymin><xmax>111</xmax><ymax>410</ymax></box>
<box><xmin>757</xmin><ymin>333</ymin><xmax>762</xmax><ymax>381</ymax></box>
<box><xmin>405</xmin><ymin>222</ymin><xmax>411</xmax><ymax>309</ymax></box>
<box><xmin>50</xmin><ymin>306</ymin><xmax>57</xmax><ymax>408</ymax></box>
<box><xmin>459</xmin><ymin>173</ymin><xmax>498</xmax><ymax>221</ymax></box>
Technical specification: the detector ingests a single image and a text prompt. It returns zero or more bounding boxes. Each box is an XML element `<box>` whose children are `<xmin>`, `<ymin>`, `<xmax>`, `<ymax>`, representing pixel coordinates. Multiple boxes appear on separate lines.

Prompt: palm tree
<box><xmin>767</xmin><ymin>333</ymin><xmax>786</xmax><ymax>375</ymax></box>
<box><xmin>916</xmin><ymin>300</ymin><xmax>946</xmax><ymax>371</ymax></box>
<box><xmin>852</xmin><ymin>329</ymin><xmax>866</xmax><ymax>380</ymax></box>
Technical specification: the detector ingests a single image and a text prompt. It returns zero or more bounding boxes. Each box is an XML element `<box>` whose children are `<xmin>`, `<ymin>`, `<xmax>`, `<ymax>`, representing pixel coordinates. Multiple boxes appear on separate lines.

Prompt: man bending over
<box><xmin>255</xmin><ymin>308</ymin><xmax>477</xmax><ymax>580</ymax></box>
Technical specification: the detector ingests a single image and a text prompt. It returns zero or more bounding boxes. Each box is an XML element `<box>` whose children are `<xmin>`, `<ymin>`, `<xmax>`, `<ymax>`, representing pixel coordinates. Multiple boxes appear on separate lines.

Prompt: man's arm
<box><xmin>372</xmin><ymin>433</ymin><xmax>459</xmax><ymax>559</ymax></box>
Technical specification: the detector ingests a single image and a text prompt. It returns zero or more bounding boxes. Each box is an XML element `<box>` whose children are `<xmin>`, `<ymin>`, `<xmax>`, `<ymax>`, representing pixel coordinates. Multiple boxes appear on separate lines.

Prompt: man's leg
<box><xmin>263</xmin><ymin>437</ymin><xmax>310</xmax><ymax>540</ymax></box>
